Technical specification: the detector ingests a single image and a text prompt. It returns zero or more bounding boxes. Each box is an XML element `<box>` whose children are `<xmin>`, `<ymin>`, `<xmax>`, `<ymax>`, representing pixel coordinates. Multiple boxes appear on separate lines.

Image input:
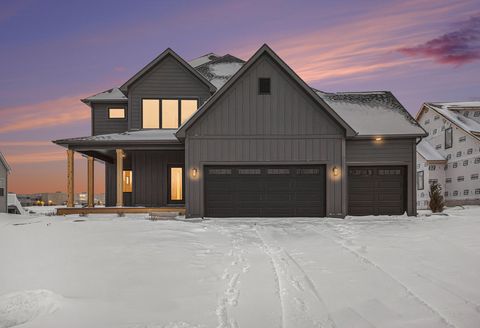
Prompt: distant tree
<box><xmin>429</xmin><ymin>182</ymin><xmax>445</xmax><ymax>213</ymax></box>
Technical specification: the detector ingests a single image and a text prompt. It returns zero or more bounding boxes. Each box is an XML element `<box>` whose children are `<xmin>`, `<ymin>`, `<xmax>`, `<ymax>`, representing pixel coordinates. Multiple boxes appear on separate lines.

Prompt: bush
<box><xmin>429</xmin><ymin>182</ymin><xmax>445</xmax><ymax>213</ymax></box>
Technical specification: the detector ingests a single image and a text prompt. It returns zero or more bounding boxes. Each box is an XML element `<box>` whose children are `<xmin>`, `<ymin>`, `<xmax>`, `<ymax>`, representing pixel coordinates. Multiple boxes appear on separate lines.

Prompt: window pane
<box><xmin>109</xmin><ymin>108</ymin><xmax>125</xmax><ymax>119</ymax></box>
<box><xmin>181</xmin><ymin>100</ymin><xmax>198</xmax><ymax>124</ymax></box>
<box><xmin>123</xmin><ymin>170</ymin><xmax>132</xmax><ymax>192</ymax></box>
<box><xmin>162</xmin><ymin>100</ymin><xmax>179</xmax><ymax>128</ymax></box>
<box><xmin>170</xmin><ymin>167</ymin><xmax>183</xmax><ymax>201</ymax></box>
<box><xmin>142</xmin><ymin>99</ymin><xmax>160</xmax><ymax>128</ymax></box>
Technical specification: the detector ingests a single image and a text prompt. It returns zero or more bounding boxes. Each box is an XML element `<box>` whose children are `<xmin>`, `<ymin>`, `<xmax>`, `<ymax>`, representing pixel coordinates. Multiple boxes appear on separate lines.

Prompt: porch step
<box><xmin>149</xmin><ymin>211</ymin><xmax>180</xmax><ymax>221</ymax></box>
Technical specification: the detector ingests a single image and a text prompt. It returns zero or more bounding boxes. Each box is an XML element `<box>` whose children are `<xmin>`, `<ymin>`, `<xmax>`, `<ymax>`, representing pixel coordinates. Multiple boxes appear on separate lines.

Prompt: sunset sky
<box><xmin>1</xmin><ymin>0</ymin><xmax>479</xmax><ymax>194</ymax></box>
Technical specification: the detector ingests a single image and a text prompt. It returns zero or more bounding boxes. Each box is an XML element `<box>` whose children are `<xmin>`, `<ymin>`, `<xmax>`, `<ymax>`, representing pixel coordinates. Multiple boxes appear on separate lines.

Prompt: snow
<box><xmin>427</xmin><ymin>103</ymin><xmax>480</xmax><ymax>134</ymax></box>
<box><xmin>316</xmin><ymin>90</ymin><xmax>426</xmax><ymax>136</ymax></box>
<box><xmin>56</xmin><ymin>129</ymin><xmax>180</xmax><ymax>144</ymax></box>
<box><xmin>417</xmin><ymin>139</ymin><xmax>445</xmax><ymax>161</ymax></box>
<box><xmin>194</xmin><ymin>55</ymin><xmax>245</xmax><ymax>89</ymax></box>
<box><xmin>82</xmin><ymin>88</ymin><xmax>127</xmax><ymax>102</ymax></box>
<box><xmin>1</xmin><ymin>207</ymin><xmax>480</xmax><ymax>327</ymax></box>
<box><xmin>188</xmin><ymin>53</ymin><xmax>221</xmax><ymax>68</ymax></box>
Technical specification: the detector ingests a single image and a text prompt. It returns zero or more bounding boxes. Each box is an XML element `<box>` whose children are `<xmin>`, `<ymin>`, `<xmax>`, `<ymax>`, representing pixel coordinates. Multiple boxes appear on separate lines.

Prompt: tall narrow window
<box><xmin>109</xmin><ymin>108</ymin><xmax>125</xmax><ymax>119</ymax></box>
<box><xmin>162</xmin><ymin>100</ymin><xmax>179</xmax><ymax>128</ymax></box>
<box><xmin>142</xmin><ymin>99</ymin><xmax>160</xmax><ymax>128</ymax></box>
<box><xmin>417</xmin><ymin>171</ymin><xmax>424</xmax><ymax>190</ymax></box>
<box><xmin>170</xmin><ymin>167</ymin><xmax>183</xmax><ymax>201</ymax></box>
<box><xmin>180</xmin><ymin>99</ymin><xmax>198</xmax><ymax>124</ymax></box>
<box><xmin>445</xmin><ymin>127</ymin><xmax>453</xmax><ymax>149</ymax></box>
<box><xmin>123</xmin><ymin>170</ymin><xmax>132</xmax><ymax>192</ymax></box>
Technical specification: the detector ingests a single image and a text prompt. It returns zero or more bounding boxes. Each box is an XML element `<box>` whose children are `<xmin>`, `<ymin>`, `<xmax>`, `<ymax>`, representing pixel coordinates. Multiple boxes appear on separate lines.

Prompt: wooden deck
<box><xmin>56</xmin><ymin>207</ymin><xmax>186</xmax><ymax>216</ymax></box>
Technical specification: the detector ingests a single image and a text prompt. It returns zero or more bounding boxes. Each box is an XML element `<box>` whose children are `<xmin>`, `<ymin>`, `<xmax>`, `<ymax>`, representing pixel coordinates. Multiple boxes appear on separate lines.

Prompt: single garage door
<box><xmin>348</xmin><ymin>166</ymin><xmax>406</xmax><ymax>216</ymax></box>
<box><xmin>205</xmin><ymin>165</ymin><xmax>326</xmax><ymax>217</ymax></box>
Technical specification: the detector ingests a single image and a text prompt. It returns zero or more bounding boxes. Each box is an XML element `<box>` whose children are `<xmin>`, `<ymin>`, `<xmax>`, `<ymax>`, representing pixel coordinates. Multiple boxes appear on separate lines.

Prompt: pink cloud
<box><xmin>399</xmin><ymin>15</ymin><xmax>480</xmax><ymax>65</ymax></box>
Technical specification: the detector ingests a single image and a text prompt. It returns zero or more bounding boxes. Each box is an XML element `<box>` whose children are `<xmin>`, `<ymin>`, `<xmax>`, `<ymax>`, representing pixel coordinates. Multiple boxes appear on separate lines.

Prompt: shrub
<box><xmin>429</xmin><ymin>182</ymin><xmax>445</xmax><ymax>213</ymax></box>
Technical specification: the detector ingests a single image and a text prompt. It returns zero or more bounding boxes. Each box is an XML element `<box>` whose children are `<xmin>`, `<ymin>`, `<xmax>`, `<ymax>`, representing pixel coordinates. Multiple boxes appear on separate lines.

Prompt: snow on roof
<box><xmin>432</xmin><ymin>101</ymin><xmax>480</xmax><ymax>110</ymax></box>
<box><xmin>55</xmin><ymin>130</ymin><xmax>180</xmax><ymax>144</ymax></box>
<box><xmin>315</xmin><ymin>90</ymin><xmax>426</xmax><ymax>136</ymax></box>
<box><xmin>188</xmin><ymin>53</ymin><xmax>222</xmax><ymax>68</ymax></box>
<box><xmin>82</xmin><ymin>88</ymin><xmax>127</xmax><ymax>103</ymax></box>
<box><xmin>417</xmin><ymin>140</ymin><xmax>445</xmax><ymax>162</ymax></box>
<box><xmin>426</xmin><ymin>103</ymin><xmax>480</xmax><ymax>135</ymax></box>
<box><xmin>195</xmin><ymin>54</ymin><xmax>245</xmax><ymax>89</ymax></box>
<box><xmin>0</xmin><ymin>151</ymin><xmax>11</xmax><ymax>172</ymax></box>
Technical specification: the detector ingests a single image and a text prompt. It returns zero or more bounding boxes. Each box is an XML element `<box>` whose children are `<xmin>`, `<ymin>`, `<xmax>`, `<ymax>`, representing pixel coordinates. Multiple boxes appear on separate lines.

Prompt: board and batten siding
<box><xmin>0</xmin><ymin>165</ymin><xmax>7</xmax><ymax>213</ymax></box>
<box><xmin>128</xmin><ymin>55</ymin><xmax>212</xmax><ymax>130</ymax></box>
<box><xmin>92</xmin><ymin>103</ymin><xmax>128</xmax><ymax>135</ymax></box>
<box><xmin>185</xmin><ymin>54</ymin><xmax>346</xmax><ymax>218</ymax></box>
<box><xmin>346</xmin><ymin>139</ymin><xmax>417</xmax><ymax>216</ymax></box>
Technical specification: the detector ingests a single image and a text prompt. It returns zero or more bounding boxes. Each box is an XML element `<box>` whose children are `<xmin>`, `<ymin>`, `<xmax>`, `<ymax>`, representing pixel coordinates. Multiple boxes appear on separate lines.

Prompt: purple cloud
<box><xmin>399</xmin><ymin>15</ymin><xmax>480</xmax><ymax>65</ymax></box>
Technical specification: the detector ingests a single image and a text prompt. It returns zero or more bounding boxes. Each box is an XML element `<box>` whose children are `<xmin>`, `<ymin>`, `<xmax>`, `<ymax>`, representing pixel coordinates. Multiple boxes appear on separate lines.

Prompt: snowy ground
<box><xmin>1</xmin><ymin>207</ymin><xmax>480</xmax><ymax>328</ymax></box>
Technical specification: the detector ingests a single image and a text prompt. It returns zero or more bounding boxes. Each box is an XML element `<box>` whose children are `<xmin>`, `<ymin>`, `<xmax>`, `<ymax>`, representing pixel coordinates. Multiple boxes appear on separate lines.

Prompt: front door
<box><xmin>168</xmin><ymin>165</ymin><xmax>185</xmax><ymax>204</ymax></box>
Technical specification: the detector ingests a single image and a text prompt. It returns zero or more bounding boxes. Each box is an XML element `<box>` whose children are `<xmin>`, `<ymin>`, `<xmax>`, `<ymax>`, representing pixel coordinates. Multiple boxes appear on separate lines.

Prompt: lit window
<box><xmin>142</xmin><ymin>99</ymin><xmax>160</xmax><ymax>128</ymax></box>
<box><xmin>123</xmin><ymin>170</ymin><xmax>132</xmax><ymax>192</ymax></box>
<box><xmin>170</xmin><ymin>167</ymin><xmax>183</xmax><ymax>201</ymax></box>
<box><xmin>180</xmin><ymin>99</ymin><xmax>198</xmax><ymax>124</ymax></box>
<box><xmin>108</xmin><ymin>108</ymin><xmax>125</xmax><ymax>119</ymax></box>
<box><xmin>162</xmin><ymin>99</ymin><xmax>179</xmax><ymax>128</ymax></box>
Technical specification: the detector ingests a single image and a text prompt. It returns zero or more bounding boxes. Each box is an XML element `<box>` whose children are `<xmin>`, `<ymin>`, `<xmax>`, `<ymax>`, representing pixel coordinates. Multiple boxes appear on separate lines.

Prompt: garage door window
<box><xmin>378</xmin><ymin>169</ymin><xmax>401</xmax><ymax>175</ymax></box>
<box><xmin>208</xmin><ymin>168</ymin><xmax>232</xmax><ymax>175</ymax></box>
<box><xmin>238</xmin><ymin>168</ymin><xmax>261</xmax><ymax>175</ymax></box>
<box><xmin>267</xmin><ymin>168</ymin><xmax>290</xmax><ymax>175</ymax></box>
<box><xmin>349</xmin><ymin>169</ymin><xmax>373</xmax><ymax>176</ymax></box>
<box><xmin>296</xmin><ymin>168</ymin><xmax>321</xmax><ymax>175</ymax></box>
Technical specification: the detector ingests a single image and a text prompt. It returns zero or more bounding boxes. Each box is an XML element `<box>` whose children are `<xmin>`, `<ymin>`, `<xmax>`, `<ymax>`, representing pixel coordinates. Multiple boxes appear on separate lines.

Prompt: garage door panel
<box><xmin>205</xmin><ymin>165</ymin><xmax>325</xmax><ymax>217</ymax></box>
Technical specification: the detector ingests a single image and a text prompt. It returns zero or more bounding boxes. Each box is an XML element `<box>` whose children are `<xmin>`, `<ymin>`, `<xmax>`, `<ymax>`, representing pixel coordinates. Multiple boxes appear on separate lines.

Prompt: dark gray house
<box><xmin>0</xmin><ymin>151</ymin><xmax>11</xmax><ymax>213</ymax></box>
<box><xmin>54</xmin><ymin>44</ymin><xmax>426</xmax><ymax>217</ymax></box>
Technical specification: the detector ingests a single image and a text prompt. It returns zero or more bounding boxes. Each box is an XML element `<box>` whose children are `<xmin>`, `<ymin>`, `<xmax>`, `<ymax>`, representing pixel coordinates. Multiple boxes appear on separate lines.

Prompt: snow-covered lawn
<box><xmin>1</xmin><ymin>207</ymin><xmax>480</xmax><ymax>328</ymax></box>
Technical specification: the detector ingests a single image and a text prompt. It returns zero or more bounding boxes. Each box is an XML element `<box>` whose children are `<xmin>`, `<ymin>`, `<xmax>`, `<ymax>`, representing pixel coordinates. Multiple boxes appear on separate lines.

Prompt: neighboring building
<box><xmin>17</xmin><ymin>194</ymin><xmax>40</xmax><ymax>207</ymax></box>
<box><xmin>416</xmin><ymin>102</ymin><xmax>480</xmax><ymax>208</ymax></box>
<box><xmin>0</xmin><ymin>152</ymin><xmax>11</xmax><ymax>213</ymax></box>
<box><xmin>53</xmin><ymin>44</ymin><xmax>426</xmax><ymax>218</ymax></box>
<box><xmin>39</xmin><ymin>192</ymin><xmax>68</xmax><ymax>206</ymax></box>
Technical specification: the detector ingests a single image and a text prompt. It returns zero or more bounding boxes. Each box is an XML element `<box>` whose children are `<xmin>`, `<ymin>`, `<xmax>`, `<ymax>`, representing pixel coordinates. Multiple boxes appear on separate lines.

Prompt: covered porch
<box><xmin>53</xmin><ymin>130</ymin><xmax>186</xmax><ymax>213</ymax></box>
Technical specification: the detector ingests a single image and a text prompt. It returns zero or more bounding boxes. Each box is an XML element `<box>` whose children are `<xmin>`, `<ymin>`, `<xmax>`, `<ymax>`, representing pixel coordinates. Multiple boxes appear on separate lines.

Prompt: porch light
<box><xmin>192</xmin><ymin>168</ymin><xmax>198</xmax><ymax>177</ymax></box>
<box><xmin>333</xmin><ymin>166</ymin><xmax>339</xmax><ymax>176</ymax></box>
<box><xmin>375</xmin><ymin>137</ymin><xmax>382</xmax><ymax>141</ymax></box>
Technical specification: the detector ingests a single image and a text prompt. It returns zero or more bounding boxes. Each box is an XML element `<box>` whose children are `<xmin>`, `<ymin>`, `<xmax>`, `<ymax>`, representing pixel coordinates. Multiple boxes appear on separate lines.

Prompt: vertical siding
<box><xmin>346</xmin><ymin>138</ymin><xmax>417</xmax><ymax>215</ymax></box>
<box><xmin>185</xmin><ymin>54</ymin><xmax>346</xmax><ymax>218</ymax></box>
<box><xmin>92</xmin><ymin>103</ymin><xmax>128</xmax><ymax>135</ymax></box>
<box><xmin>105</xmin><ymin>163</ymin><xmax>116</xmax><ymax>207</ymax></box>
<box><xmin>0</xmin><ymin>166</ymin><xmax>7</xmax><ymax>213</ymax></box>
<box><xmin>128</xmin><ymin>55</ymin><xmax>212</xmax><ymax>130</ymax></box>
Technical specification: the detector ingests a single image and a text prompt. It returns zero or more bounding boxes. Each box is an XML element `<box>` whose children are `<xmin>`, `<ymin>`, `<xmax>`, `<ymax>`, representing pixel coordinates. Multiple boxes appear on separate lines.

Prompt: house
<box><xmin>416</xmin><ymin>102</ymin><xmax>480</xmax><ymax>208</ymax></box>
<box><xmin>53</xmin><ymin>44</ymin><xmax>426</xmax><ymax>218</ymax></box>
<box><xmin>0</xmin><ymin>151</ymin><xmax>11</xmax><ymax>213</ymax></box>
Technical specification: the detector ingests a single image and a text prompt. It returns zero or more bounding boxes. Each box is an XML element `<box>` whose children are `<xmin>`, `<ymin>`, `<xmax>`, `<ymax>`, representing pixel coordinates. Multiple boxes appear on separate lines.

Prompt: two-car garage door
<box><xmin>204</xmin><ymin>165</ymin><xmax>326</xmax><ymax>217</ymax></box>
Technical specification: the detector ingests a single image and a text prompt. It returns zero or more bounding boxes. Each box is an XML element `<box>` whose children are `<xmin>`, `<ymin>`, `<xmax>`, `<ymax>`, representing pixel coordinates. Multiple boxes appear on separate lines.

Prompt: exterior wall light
<box><xmin>333</xmin><ymin>166</ymin><xmax>339</xmax><ymax>176</ymax></box>
<box><xmin>375</xmin><ymin>137</ymin><xmax>382</xmax><ymax>141</ymax></box>
<box><xmin>192</xmin><ymin>168</ymin><xmax>198</xmax><ymax>177</ymax></box>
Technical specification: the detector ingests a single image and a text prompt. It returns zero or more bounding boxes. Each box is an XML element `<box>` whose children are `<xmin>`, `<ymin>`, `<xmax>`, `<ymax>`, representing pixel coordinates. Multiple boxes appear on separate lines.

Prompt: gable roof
<box><xmin>316</xmin><ymin>90</ymin><xmax>427</xmax><ymax>137</ymax></box>
<box><xmin>81</xmin><ymin>87</ymin><xmax>127</xmax><ymax>104</ymax></box>
<box><xmin>0</xmin><ymin>152</ymin><xmax>11</xmax><ymax>173</ymax></box>
<box><xmin>176</xmin><ymin>44</ymin><xmax>357</xmax><ymax>139</ymax></box>
<box><xmin>194</xmin><ymin>54</ymin><xmax>245</xmax><ymax>89</ymax></box>
<box><xmin>120</xmin><ymin>48</ymin><xmax>217</xmax><ymax>93</ymax></box>
<box><xmin>416</xmin><ymin>140</ymin><xmax>446</xmax><ymax>162</ymax></box>
<box><xmin>417</xmin><ymin>102</ymin><xmax>480</xmax><ymax>140</ymax></box>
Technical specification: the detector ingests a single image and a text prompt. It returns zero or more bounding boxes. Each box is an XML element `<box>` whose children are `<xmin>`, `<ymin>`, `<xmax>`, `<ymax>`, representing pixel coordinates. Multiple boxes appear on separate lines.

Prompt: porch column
<box><xmin>87</xmin><ymin>156</ymin><xmax>94</xmax><ymax>207</ymax></box>
<box><xmin>67</xmin><ymin>149</ymin><xmax>74</xmax><ymax>207</ymax></box>
<box><xmin>116</xmin><ymin>149</ymin><xmax>124</xmax><ymax>207</ymax></box>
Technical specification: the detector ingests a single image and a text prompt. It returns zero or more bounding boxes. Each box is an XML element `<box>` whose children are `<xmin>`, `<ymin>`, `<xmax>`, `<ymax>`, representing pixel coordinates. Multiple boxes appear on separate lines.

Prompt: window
<box><xmin>464</xmin><ymin>112</ymin><xmax>469</xmax><ymax>117</ymax></box>
<box><xmin>434</xmin><ymin>115</ymin><xmax>440</xmax><ymax>120</ymax></box>
<box><xmin>445</xmin><ymin>127</ymin><xmax>453</xmax><ymax>149</ymax></box>
<box><xmin>476</xmin><ymin>189</ymin><xmax>480</xmax><ymax>195</ymax></box>
<box><xmin>445</xmin><ymin>191</ymin><xmax>449</xmax><ymax>196</ymax></box>
<box><xmin>435</xmin><ymin>144</ymin><xmax>441</xmax><ymax>149</ymax></box>
<box><xmin>0</xmin><ymin>188</ymin><xmax>3</xmax><ymax>197</ymax></box>
<box><xmin>108</xmin><ymin>108</ymin><xmax>125</xmax><ymax>119</ymax></box>
<box><xmin>180</xmin><ymin>99</ymin><xmax>198</xmax><ymax>124</ymax></box>
<box><xmin>378</xmin><ymin>169</ymin><xmax>401</xmax><ymax>175</ymax></box>
<box><xmin>428</xmin><ymin>179</ymin><xmax>438</xmax><ymax>185</ymax></box>
<box><xmin>350</xmin><ymin>169</ymin><xmax>373</xmax><ymax>176</ymax></box>
<box><xmin>258</xmin><ymin>78</ymin><xmax>271</xmax><ymax>94</ymax></box>
<box><xmin>476</xmin><ymin>158</ymin><xmax>480</xmax><ymax>164</ymax></box>
<box><xmin>457</xmin><ymin>176</ymin><xmax>464</xmax><ymax>182</ymax></box>
<box><xmin>267</xmin><ymin>168</ymin><xmax>290</xmax><ymax>175</ymax></box>
<box><xmin>446</xmin><ymin>154</ymin><xmax>451</xmax><ymax>160</ymax></box>
<box><xmin>474</xmin><ymin>111</ymin><xmax>480</xmax><ymax>117</ymax></box>
<box><xmin>456</xmin><ymin>151</ymin><xmax>462</xmax><ymax>157</ymax></box>
<box><xmin>142</xmin><ymin>99</ymin><xmax>160</xmax><ymax>128</ymax></box>
<box><xmin>417</xmin><ymin>171</ymin><xmax>424</xmax><ymax>190</ymax></box>
<box><xmin>463</xmin><ymin>160</ymin><xmax>468</xmax><ymax>166</ymax></box>
<box><xmin>453</xmin><ymin>162</ymin><xmax>458</xmax><ymax>168</ymax></box>
<box><xmin>446</xmin><ymin>178</ymin><xmax>452</xmax><ymax>183</ymax></box>
<box><xmin>459</xmin><ymin>136</ymin><xmax>466</xmax><ymax>142</ymax></box>
<box><xmin>425</xmin><ymin>119</ymin><xmax>430</xmax><ymax>125</ymax></box>
<box><xmin>472</xmin><ymin>174</ymin><xmax>479</xmax><ymax>180</ymax></box>
<box><xmin>142</xmin><ymin>98</ymin><xmax>198</xmax><ymax>129</ymax></box>
<box><xmin>467</xmin><ymin>148</ymin><xmax>473</xmax><ymax>155</ymax></box>
<box><xmin>429</xmin><ymin>165</ymin><xmax>436</xmax><ymax>171</ymax></box>
<box><xmin>453</xmin><ymin>191</ymin><xmax>458</xmax><ymax>196</ymax></box>
<box><xmin>464</xmin><ymin>190</ymin><xmax>469</xmax><ymax>195</ymax></box>
<box><xmin>238</xmin><ymin>168</ymin><xmax>261</xmax><ymax>175</ymax></box>
<box><xmin>296</xmin><ymin>168</ymin><xmax>321</xmax><ymax>175</ymax></box>
<box><xmin>441</xmin><ymin>126</ymin><xmax>445</xmax><ymax>131</ymax></box>
<box><xmin>208</xmin><ymin>168</ymin><xmax>232</xmax><ymax>175</ymax></box>
<box><xmin>169</xmin><ymin>167</ymin><xmax>183</xmax><ymax>202</ymax></box>
<box><xmin>433</xmin><ymin>128</ymin><xmax>437</xmax><ymax>135</ymax></box>
<box><xmin>123</xmin><ymin>170</ymin><xmax>132</xmax><ymax>192</ymax></box>
<box><xmin>444</xmin><ymin>164</ymin><xmax>448</xmax><ymax>170</ymax></box>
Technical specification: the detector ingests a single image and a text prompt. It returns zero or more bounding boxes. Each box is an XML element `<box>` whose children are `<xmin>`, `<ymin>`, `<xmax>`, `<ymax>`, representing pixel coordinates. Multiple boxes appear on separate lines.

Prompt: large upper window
<box><xmin>445</xmin><ymin>127</ymin><xmax>453</xmax><ymax>149</ymax></box>
<box><xmin>142</xmin><ymin>99</ymin><xmax>198</xmax><ymax>129</ymax></box>
<box><xmin>108</xmin><ymin>108</ymin><xmax>126</xmax><ymax>119</ymax></box>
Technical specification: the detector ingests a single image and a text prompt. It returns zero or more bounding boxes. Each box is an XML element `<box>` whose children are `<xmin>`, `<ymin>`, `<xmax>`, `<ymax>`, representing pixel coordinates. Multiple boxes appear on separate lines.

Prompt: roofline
<box><xmin>119</xmin><ymin>48</ymin><xmax>217</xmax><ymax>93</ymax></box>
<box><xmin>417</xmin><ymin>103</ymin><xmax>480</xmax><ymax>142</ymax></box>
<box><xmin>416</xmin><ymin>151</ymin><xmax>446</xmax><ymax>164</ymax></box>
<box><xmin>349</xmin><ymin>133</ymin><xmax>426</xmax><ymax>139</ymax></box>
<box><xmin>176</xmin><ymin>44</ymin><xmax>357</xmax><ymax>139</ymax></box>
<box><xmin>80</xmin><ymin>98</ymin><xmax>128</xmax><ymax>105</ymax></box>
<box><xmin>0</xmin><ymin>152</ymin><xmax>11</xmax><ymax>173</ymax></box>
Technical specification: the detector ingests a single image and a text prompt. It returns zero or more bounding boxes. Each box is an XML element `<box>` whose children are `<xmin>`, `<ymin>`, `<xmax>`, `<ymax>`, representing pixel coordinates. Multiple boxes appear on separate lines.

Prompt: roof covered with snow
<box><xmin>54</xmin><ymin>130</ymin><xmax>180</xmax><ymax>145</ymax></box>
<box><xmin>194</xmin><ymin>54</ymin><xmax>245</xmax><ymax>89</ymax></box>
<box><xmin>81</xmin><ymin>88</ymin><xmax>127</xmax><ymax>103</ymax></box>
<box><xmin>0</xmin><ymin>151</ymin><xmax>11</xmax><ymax>172</ymax></box>
<box><xmin>315</xmin><ymin>90</ymin><xmax>426</xmax><ymax>137</ymax></box>
<box><xmin>188</xmin><ymin>53</ymin><xmax>222</xmax><ymax>68</ymax></box>
<box><xmin>417</xmin><ymin>140</ymin><xmax>445</xmax><ymax>162</ymax></box>
<box><xmin>425</xmin><ymin>103</ymin><xmax>480</xmax><ymax>136</ymax></box>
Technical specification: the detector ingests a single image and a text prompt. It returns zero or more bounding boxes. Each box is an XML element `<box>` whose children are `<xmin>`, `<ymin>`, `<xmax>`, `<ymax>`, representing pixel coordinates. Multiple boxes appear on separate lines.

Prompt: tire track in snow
<box><xmin>254</xmin><ymin>224</ymin><xmax>336</xmax><ymax>328</ymax></box>
<box><xmin>313</xmin><ymin>222</ymin><xmax>457</xmax><ymax>328</ymax></box>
